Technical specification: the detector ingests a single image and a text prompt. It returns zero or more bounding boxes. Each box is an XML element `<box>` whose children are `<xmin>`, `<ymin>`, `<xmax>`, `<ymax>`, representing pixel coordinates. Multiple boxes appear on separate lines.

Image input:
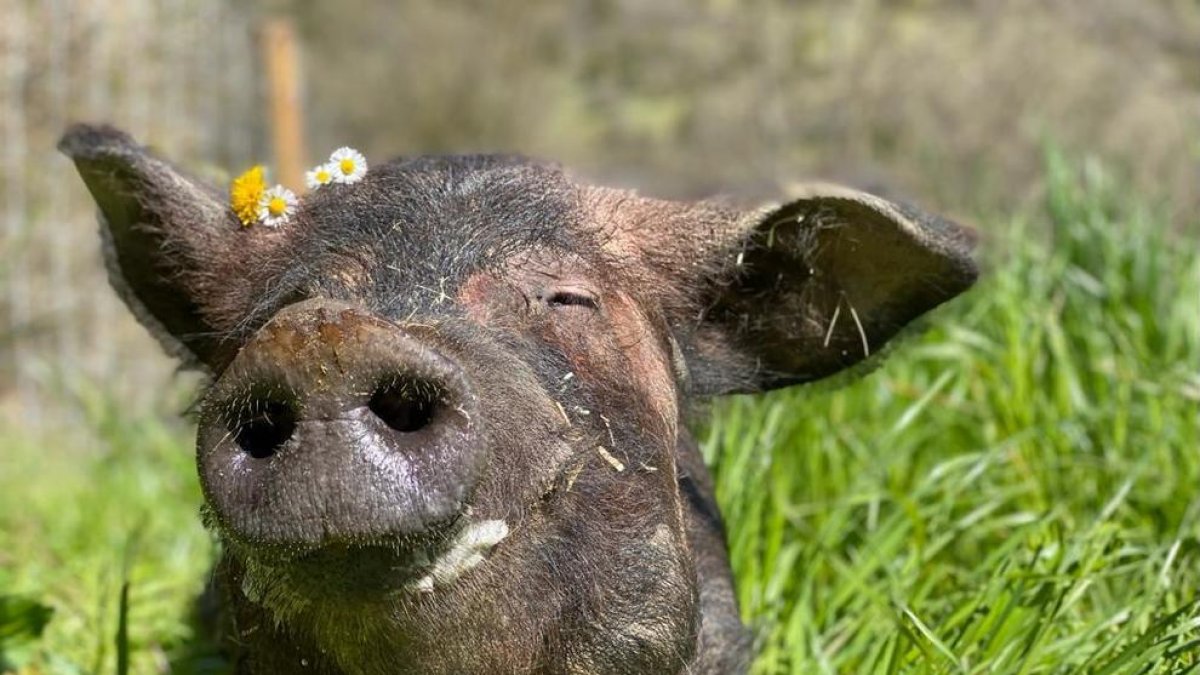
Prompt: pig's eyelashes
<box><xmin>543</xmin><ymin>290</ymin><xmax>599</xmax><ymax>310</ymax></box>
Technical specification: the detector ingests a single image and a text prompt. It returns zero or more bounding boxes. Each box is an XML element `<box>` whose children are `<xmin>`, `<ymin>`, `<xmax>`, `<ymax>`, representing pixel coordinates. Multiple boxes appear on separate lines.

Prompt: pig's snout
<box><xmin>196</xmin><ymin>299</ymin><xmax>484</xmax><ymax>551</ymax></box>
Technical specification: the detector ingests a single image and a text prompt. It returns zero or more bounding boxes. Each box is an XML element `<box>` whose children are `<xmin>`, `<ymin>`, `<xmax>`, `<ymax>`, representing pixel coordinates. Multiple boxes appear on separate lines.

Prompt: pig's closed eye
<box><xmin>543</xmin><ymin>290</ymin><xmax>599</xmax><ymax>310</ymax></box>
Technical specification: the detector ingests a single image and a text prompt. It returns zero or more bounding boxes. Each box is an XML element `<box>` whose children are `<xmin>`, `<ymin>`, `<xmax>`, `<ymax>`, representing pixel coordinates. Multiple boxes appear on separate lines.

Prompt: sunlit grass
<box><xmin>0</xmin><ymin>385</ymin><xmax>218</xmax><ymax>674</ymax></box>
<box><xmin>3</xmin><ymin>155</ymin><xmax>1198</xmax><ymax>673</ymax></box>
<box><xmin>704</xmin><ymin>152</ymin><xmax>1200</xmax><ymax>673</ymax></box>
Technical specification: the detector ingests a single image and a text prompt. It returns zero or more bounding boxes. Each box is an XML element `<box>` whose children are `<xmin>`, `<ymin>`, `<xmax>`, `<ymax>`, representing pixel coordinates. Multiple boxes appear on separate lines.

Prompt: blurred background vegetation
<box><xmin>2</xmin><ymin>0</ymin><xmax>1200</xmax><ymax>422</ymax></box>
<box><xmin>2</xmin><ymin>0</ymin><xmax>1200</xmax><ymax>673</ymax></box>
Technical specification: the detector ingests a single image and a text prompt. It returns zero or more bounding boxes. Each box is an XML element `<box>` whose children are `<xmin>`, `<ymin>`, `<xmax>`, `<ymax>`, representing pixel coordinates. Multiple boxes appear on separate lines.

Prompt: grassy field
<box><xmin>2</xmin><ymin>154</ymin><xmax>1198</xmax><ymax>673</ymax></box>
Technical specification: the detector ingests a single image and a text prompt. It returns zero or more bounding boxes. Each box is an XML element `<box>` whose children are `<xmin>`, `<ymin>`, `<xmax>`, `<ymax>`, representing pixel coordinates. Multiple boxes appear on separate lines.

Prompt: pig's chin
<box><xmin>236</xmin><ymin>517</ymin><xmax>511</xmax><ymax>602</ymax></box>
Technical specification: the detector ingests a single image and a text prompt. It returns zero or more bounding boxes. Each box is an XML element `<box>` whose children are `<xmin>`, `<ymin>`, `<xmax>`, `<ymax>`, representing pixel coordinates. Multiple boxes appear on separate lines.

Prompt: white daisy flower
<box><xmin>257</xmin><ymin>185</ymin><xmax>298</xmax><ymax>227</ymax></box>
<box><xmin>305</xmin><ymin>163</ymin><xmax>335</xmax><ymax>190</ymax></box>
<box><xmin>329</xmin><ymin>147</ymin><xmax>367</xmax><ymax>184</ymax></box>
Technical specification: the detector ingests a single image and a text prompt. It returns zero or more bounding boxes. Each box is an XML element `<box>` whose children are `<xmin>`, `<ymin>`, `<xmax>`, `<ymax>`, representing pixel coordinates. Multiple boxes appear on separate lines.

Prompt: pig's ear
<box><xmin>59</xmin><ymin>124</ymin><xmax>241</xmax><ymax>370</ymax></box>
<box><xmin>688</xmin><ymin>184</ymin><xmax>978</xmax><ymax>395</ymax></box>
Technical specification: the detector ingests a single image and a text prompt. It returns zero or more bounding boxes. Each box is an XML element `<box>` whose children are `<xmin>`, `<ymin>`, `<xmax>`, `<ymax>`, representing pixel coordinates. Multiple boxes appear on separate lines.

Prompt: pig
<box><xmin>60</xmin><ymin>124</ymin><xmax>977</xmax><ymax>674</ymax></box>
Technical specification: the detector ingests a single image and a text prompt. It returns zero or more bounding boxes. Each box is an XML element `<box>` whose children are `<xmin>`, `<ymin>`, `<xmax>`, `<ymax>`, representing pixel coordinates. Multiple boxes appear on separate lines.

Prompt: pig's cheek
<box><xmin>545</xmin><ymin>318</ymin><xmax>625</xmax><ymax>388</ymax></box>
<box><xmin>457</xmin><ymin>273</ymin><xmax>529</xmax><ymax>329</ymax></box>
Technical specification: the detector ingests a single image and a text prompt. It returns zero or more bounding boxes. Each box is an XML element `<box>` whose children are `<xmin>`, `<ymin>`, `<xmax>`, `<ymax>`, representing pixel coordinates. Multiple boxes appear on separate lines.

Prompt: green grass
<box><xmin>0</xmin><ymin>385</ymin><xmax>217</xmax><ymax>674</ymax></box>
<box><xmin>705</xmin><ymin>153</ymin><xmax>1200</xmax><ymax>673</ymax></box>
<box><xmin>2</xmin><ymin>154</ymin><xmax>1198</xmax><ymax>673</ymax></box>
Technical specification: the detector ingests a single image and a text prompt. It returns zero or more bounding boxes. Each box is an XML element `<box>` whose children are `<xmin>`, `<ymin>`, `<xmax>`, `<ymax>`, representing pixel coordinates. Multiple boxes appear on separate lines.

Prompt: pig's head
<box><xmin>61</xmin><ymin>125</ymin><xmax>976</xmax><ymax>673</ymax></box>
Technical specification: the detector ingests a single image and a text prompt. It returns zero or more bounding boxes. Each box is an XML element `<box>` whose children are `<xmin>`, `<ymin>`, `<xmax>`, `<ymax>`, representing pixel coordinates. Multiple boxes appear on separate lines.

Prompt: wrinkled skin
<box><xmin>61</xmin><ymin>125</ymin><xmax>977</xmax><ymax>674</ymax></box>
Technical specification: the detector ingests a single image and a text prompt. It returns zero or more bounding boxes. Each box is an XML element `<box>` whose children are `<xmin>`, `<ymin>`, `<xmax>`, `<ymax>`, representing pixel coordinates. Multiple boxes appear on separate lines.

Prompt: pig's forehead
<box><xmin>299</xmin><ymin>154</ymin><xmax>580</xmax><ymax>244</ymax></box>
<box><xmin>259</xmin><ymin>155</ymin><xmax>595</xmax><ymax>318</ymax></box>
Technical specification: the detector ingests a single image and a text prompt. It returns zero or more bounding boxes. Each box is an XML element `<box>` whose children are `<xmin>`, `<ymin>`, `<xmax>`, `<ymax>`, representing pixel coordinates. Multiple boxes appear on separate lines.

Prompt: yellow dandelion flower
<box><xmin>230</xmin><ymin>165</ymin><xmax>267</xmax><ymax>227</ymax></box>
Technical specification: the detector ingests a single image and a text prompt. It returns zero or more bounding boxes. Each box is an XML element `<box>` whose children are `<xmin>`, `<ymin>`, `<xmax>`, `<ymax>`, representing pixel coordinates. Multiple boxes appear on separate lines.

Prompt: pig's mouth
<box><xmin>224</xmin><ymin>431</ymin><xmax>582</xmax><ymax>605</ymax></box>
<box><xmin>235</xmin><ymin>514</ymin><xmax>510</xmax><ymax>600</ymax></box>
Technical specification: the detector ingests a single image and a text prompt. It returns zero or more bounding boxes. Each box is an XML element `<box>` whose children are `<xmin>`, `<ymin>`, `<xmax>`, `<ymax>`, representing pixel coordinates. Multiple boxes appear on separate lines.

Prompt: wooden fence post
<box><xmin>260</xmin><ymin>18</ymin><xmax>306</xmax><ymax>191</ymax></box>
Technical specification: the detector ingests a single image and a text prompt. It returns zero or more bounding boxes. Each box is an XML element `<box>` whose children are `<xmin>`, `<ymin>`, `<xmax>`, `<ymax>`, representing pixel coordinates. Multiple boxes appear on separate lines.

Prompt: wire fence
<box><xmin>1</xmin><ymin>0</ymin><xmax>262</xmax><ymax>425</ymax></box>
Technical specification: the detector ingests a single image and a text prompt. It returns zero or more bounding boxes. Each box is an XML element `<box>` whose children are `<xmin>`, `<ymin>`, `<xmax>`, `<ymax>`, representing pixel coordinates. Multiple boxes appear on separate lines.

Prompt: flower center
<box><xmin>267</xmin><ymin>196</ymin><xmax>288</xmax><ymax>216</ymax></box>
<box><xmin>317</xmin><ymin>169</ymin><xmax>330</xmax><ymax>183</ymax></box>
<box><xmin>339</xmin><ymin>158</ymin><xmax>356</xmax><ymax>175</ymax></box>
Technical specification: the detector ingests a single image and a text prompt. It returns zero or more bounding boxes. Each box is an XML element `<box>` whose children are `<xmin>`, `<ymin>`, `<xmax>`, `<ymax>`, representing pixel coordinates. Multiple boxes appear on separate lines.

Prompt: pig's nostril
<box><xmin>234</xmin><ymin>401</ymin><xmax>296</xmax><ymax>459</ymax></box>
<box><xmin>369</xmin><ymin>380</ymin><xmax>438</xmax><ymax>433</ymax></box>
